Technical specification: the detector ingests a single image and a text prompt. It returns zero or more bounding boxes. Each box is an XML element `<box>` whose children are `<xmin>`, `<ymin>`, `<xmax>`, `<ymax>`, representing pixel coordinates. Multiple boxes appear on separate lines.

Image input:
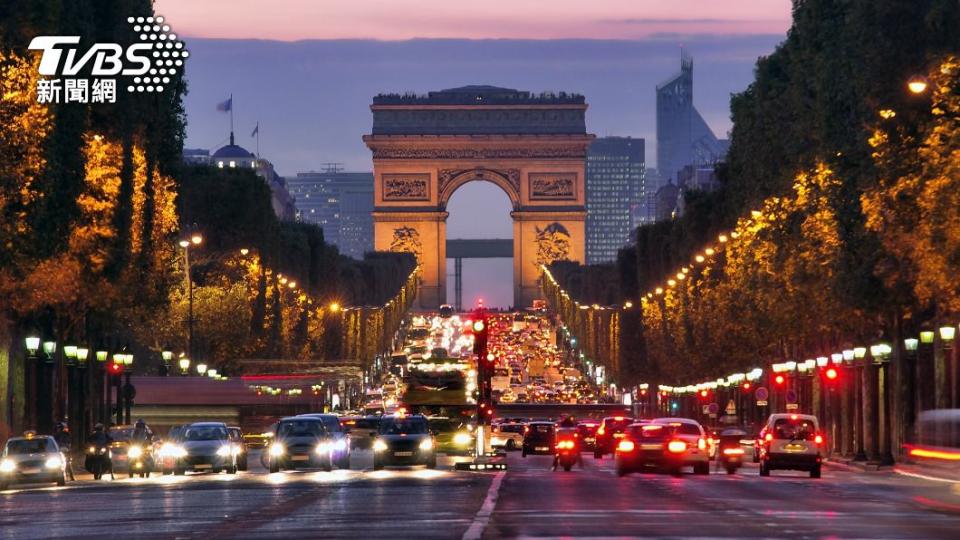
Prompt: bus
<box><xmin>401</xmin><ymin>358</ymin><xmax>474</xmax><ymax>419</ymax></box>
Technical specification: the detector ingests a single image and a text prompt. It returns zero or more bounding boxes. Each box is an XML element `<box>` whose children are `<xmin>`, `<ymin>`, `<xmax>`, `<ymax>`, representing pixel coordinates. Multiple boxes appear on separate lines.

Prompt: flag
<box><xmin>251</xmin><ymin>122</ymin><xmax>259</xmax><ymax>137</ymax></box>
<box><xmin>216</xmin><ymin>96</ymin><xmax>232</xmax><ymax>112</ymax></box>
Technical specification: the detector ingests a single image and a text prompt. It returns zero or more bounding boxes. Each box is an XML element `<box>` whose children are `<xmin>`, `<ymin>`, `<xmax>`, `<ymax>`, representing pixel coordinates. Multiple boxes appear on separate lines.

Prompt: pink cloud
<box><xmin>154</xmin><ymin>0</ymin><xmax>792</xmax><ymax>40</ymax></box>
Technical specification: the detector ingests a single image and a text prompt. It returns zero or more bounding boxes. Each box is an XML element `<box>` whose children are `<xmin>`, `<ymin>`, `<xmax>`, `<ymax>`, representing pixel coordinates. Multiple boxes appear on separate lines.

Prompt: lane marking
<box><xmin>894</xmin><ymin>467</ymin><xmax>960</xmax><ymax>484</ymax></box>
<box><xmin>462</xmin><ymin>471</ymin><xmax>506</xmax><ymax>540</ymax></box>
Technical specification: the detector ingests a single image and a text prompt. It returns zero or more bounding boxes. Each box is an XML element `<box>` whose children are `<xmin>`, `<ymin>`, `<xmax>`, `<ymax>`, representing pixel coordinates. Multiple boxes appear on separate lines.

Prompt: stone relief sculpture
<box><xmin>389</xmin><ymin>226</ymin><xmax>423</xmax><ymax>264</ymax></box>
<box><xmin>535</xmin><ymin>223</ymin><xmax>572</xmax><ymax>267</ymax></box>
<box><xmin>382</xmin><ymin>174</ymin><xmax>429</xmax><ymax>200</ymax></box>
<box><xmin>529</xmin><ymin>173</ymin><xmax>576</xmax><ymax>200</ymax></box>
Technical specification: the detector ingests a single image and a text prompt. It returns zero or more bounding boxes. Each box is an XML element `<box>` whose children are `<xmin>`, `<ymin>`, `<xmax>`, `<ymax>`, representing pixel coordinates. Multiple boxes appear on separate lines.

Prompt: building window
<box><xmin>229</xmin><ymin>160</ymin><xmax>236</xmax><ymax>168</ymax></box>
<box><xmin>217</xmin><ymin>161</ymin><xmax>224</xmax><ymax>168</ymax></box>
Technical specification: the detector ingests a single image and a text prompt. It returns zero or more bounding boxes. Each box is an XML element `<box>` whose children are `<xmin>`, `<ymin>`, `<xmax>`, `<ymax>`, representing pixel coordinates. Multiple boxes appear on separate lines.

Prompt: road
<box><xmin>2</xmin><ymin>451</ymin><xmax>959</xmax><ymax>539</ymax></box>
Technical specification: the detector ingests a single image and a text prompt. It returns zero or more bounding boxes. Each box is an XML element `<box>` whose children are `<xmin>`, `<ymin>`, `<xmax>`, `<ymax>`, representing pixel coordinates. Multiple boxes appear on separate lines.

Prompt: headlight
<box><xmin>87</xmin><ymin>446</ymin><xmax>96</xmax><ymax>454</ymax></box>
<box><xmin>332</xmin><ymin>439</ymin><xmax>347</xmax><ymax>452</ymax></box>
<box><xmin>45</xmin><ymin>456</ymin><xmax>63</xmax><ymax>469</ymax></box>
<box><xmin>269</xmin><ymin>443</ymin><xmax>285</xmax><ymax>457</ymax></box>
<box><xmin>0</xmin><ymin>459</ymin><xmax>15</xmax><ymax>473</ymax></box>
<box><xmin>128</xmin><ymin>446</ymin><xmax>143</xmax><ymax>459</ymax></box>
<box><xmin>315</xmin><ymin>442</ymin><xmax>331</xmax><ymax>455</ymax></box>
<box><xmin>373</xmin><ymin>440</ymin><xmax>388</xmax><ymax>452</ymax></box>
<box><xmin>216</xmin><ymin>445</ymin><xmax>233</xmax><ymax>457</ymax></box>
<box><xmin>453</xmin><ymin>432</ymin><xmax>472</xmax><ymax>446</ymax></box>
<box><xmin>419</xmin><ymin>438</ymin><xmax>434</xmax><ymax>451</ymax></box>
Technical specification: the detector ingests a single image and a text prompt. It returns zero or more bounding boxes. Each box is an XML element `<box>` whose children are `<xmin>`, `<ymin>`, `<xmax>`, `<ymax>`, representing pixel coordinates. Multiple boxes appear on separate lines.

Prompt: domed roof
<box><xmin>212</xmin><ymin>144</ymin><xmax>254</xmax><ymax>159</ymax></box>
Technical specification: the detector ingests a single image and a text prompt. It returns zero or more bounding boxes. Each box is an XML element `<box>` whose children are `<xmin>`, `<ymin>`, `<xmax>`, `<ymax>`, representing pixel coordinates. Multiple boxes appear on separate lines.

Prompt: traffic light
<box><xmin>699</xmin><ymin>389</ymin><xmax>709</xmax><ymax>399</ymax></box>
<box><xmin>825</xmin><ymin>367</ymin><xmax>839</xmax><ymax>381</ymax></box>
<box><xmin>108</xmin><ymin>362</ymin><xmax>124</xmax><ymax>376</ymax></box>
<box><xmin>742</xmin><ymin>382</ymin><xmax>752</xmax><ymax>391</ymax></box>
<box><xmin>774</xmin><ymin>374</ymin><xmax>786</xmax><ymax>386</ymax></box>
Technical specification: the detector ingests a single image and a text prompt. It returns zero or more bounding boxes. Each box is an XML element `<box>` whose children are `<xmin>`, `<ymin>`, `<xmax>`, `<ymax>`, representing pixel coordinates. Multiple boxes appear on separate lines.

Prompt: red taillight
<box><xmin>597</xmin><ymin>425</ymin><xmax>605</xmax><ymax>436</ymax></box>
<box><xmin>556</xmin><ymin>440</ymin><xmax>575</xmax><ymax>450</ymax></box>
<box><xmin>667</xmin><ymin>440</ymin><xmax>687</xmax><ymax>453</ymax></box>
<box><xmin>524</xmin><ymin>426</ymin><xmax>529</xmax><ymax>434</ymax></box>
<box><xmin>616</xmin><ymin>440</ymin><xmax>636</xmax><ymax>453</ymax></box>
<box><xmin>722</xmin><ymin>447</ymin><xmax>745</xmax><ymax>456</ymax></box>
<box><xmin>764</xmin><ymin>433</ymin><xmax>773</xmax><ymax>442</ymax></box>
<box><xmin>614</xmin><ymin>416</ymin><xmax>624</xmax><ymax>421</ymax></box>
<box><xmin>814</xmin><ymin>434</ymin><xmax>824</xmax><ymax>445</ymax></box>
<box><xmin>698</xmin><ymin>438</ymin><xmax>707</xmax><ymax>451</ymax></box>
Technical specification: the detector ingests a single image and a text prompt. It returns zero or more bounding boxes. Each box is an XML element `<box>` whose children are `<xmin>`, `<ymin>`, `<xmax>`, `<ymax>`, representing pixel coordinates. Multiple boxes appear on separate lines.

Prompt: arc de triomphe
<box><xmin>363</xmin><ymin>85</ymin><xmax>593</xmax><ymax>309</ymax></box>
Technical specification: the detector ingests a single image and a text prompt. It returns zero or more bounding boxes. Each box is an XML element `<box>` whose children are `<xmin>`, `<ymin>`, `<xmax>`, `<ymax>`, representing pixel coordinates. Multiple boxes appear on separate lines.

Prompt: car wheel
<box><xmin>238</xmin><ymin>457</ymin><xmax>248</xmax><ymax>471</ymax></box>
<box><xmin>810</xmin><ymin>465</ymin><xmax>821</xmax><ymax>479</ymax></box>
<box><xmin>594</xmin><ymin>450</ymin><xmax>602</xmax><ymax>460</ymax></box>
<box><xmin>373</xmin><ymin>458</ymin><xmax>383</xmax><ymax>471</ymax></box>
<box><xmin>759</xmin><ymin>463</ymin><xmax>770</xmax><ymax>477</ymax></box>
<box><xmin>426</xmin><ymin>455</ymin><xmax>437</xmax><ymax>469</ymax></box>
<box><xmin>162</xmin><ymin>468</ymin><xmax>172</xmax><ymax>476</ymax></box>
<box><xmin>521</xmin><ymin>448</ymin><xmax>527</xmax><ymax>458</ymax></box>
<box><xmin>128</xmin><ymin>471</ymin><xmax>134</xmax><ymax>478</ymax></box>
<box><xmin>227</xmin><ymin>465</ymin><xmax>237</xmax><ymax>475</ymax></box>
<box><xmin>212</xmin><ymin>467</ymin><xmax>222</xmax><ymax>474</ymax></box>
<box><xmin>562</xmin><ymin>463</ymin><xmax>572</xmax><ymax>472</ymax></box>
<box><xmin>726</xmin><ymin>465</ymin><xmax>737</xmax><ymax>475</ymax></box>
<box><xmin>338</xmin><ymin>456</ymin><xmax>350</xmax><ymax>469</ymax></box>
<box><xmin>323</xmin><ymin>458</ymin><xmax>333</xmax><ymax>472</ymax></box>
<box><xmin>57</xmin><ymin>473</ymin><xmax>66</xmax><ymax>486</ymax></box>
<box><xmin>506</xmin><ymin>440</ymin><xmax>516</xmax><ymax>451</ymax></box>
<box><xmin>695</xmin><ymin>463</ymin><xmax>710</xmax><ymax>475</ymax></box>
<box><xmin>616</xmin><ymin>465</ymin><xmax>629</xmax><ymax>477</ymax></box>
<box><xmin>174</xmin><ymin>468</ymin><xmax>185</xmax><ymax>476</ymax></box>
<box><xmin>269</xmin><ymin>461</ymin><xmax>280</xmax><ymax>474</ymax></box>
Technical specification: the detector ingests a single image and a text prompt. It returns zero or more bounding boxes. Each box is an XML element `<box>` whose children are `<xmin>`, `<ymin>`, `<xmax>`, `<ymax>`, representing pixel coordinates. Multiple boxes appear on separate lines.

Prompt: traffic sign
<box><xmin>756</xmin><ymin>400</ymin><xmax>769</xmax><ymax>407</ymax></box>
<box><xmin>786</xmin><ymin>403</ymin><xmax>799</xmax><ymax>411</ymax></box>
<box><xmin>707</xmin><ymin>402</ymin><xmax>720</xmax><ymax>415</ymax></box>
<box><xmin>755</xmin><ymin>387</ymin><xmax>769</xmax><ymax>401</ymax></box>
<box><xmin>786</xmin><ymin>389</ymin><xmax>798</xmax><ymax>404</ymax></box>
<box><xmin>725</xmin><ymin>399</ymin><xmax>737</xmax><ymax>415</ymax></box>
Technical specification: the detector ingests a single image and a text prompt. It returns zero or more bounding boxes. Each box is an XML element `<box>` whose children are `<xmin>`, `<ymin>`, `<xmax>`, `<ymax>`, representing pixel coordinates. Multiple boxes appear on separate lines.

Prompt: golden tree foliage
<box><xmin>863</xmin><ymin>56</ymin><xmax>960</xmax><ymax>313</ymax></box>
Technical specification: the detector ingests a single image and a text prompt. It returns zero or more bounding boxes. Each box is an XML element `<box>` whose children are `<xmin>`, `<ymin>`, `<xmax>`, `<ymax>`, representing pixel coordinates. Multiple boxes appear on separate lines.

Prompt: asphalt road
<box><xmin>2</xmin><ymin>450</ymin><xmax>959</xmax><ymax>539</ymax></box>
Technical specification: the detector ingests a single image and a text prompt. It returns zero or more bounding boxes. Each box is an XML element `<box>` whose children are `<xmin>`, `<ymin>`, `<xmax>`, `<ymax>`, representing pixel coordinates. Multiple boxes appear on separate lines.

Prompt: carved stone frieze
<box><xmin>382</xmin><ymin>173</ymin><xmax>429</xmax><ymax>200</ymax></box>
<box><xmin>529</xmin><ymin>173</ymin><xmax>577</xmax><ymax>200</ymax></box>
<box><xmin>371</xmin><ymin>146</ymin><xmax>586</xmax><ymax>160</ymax></box>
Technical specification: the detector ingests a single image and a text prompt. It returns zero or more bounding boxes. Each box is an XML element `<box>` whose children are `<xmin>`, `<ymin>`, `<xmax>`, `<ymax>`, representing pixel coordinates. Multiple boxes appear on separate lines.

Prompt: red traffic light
<box><xmin>825</xmin><ymin>368</ymin><xmax>839</xmax><ymax>380</ymax></box>
<box><xmin>699</xmin><ymin>390</ymin><xmax>709</xmax><ymax>398</ymax></box>
<box><xmin>742</xmin><ymin>382</ymin><xmax>751</xmax><ymax>390</ymax></box>
<box><xmin>774</xmin><ymin>374</ymin><xmax>785</xmax><ymax>385</ymax></box>
<box><xmin>109</xmin><ymin>363</ymin><xmax>123</xmax><ymax>375</ymax></box>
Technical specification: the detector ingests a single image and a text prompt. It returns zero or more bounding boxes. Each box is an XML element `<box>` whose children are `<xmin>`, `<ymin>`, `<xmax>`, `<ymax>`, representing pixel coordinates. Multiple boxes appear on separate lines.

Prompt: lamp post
<box><xmin>180</xmin><ymin>228</ymin><xmax>203</xmax><ymax>364</ymax></box>
<box><xmin>178</xmin><ymin>357</ymin><xmax>191</xmax><ymax>376</ymax></box>
<box><xmin>853</xmin><ymin>346</ymin><xmax>868</xmax><ymax>461</ymax></box>
<box><xmin>120</xmin><ymin>353</ymin><xmax>134</xmax><ymax>425</ymax></box>
<box><xmin>872</xmin><ymin>343</ymin><xmax>894</xmax><ymax>465</ymax></box>
<box><xmin>24</xmin><ymin>336</ymin><xmax>40</xmax><ymax>429</ymax></box>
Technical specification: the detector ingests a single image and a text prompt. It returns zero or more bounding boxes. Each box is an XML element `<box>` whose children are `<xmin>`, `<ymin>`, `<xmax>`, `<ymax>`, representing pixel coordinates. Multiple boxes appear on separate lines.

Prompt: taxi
<box><xmin>0</xmin><ymin>432</ymin><xmax>68</xmax><ymax>490</ymax></box>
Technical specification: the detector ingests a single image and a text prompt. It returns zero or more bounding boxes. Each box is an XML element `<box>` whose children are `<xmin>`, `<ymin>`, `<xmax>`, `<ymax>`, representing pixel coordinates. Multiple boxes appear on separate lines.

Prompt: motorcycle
<box><xmin>554</xmin><ymin>428</ymin><xmax>581</xmax><ymax>472</ymax></box>
<box><xmin>85</xmin><ymin>445</ymin><xmax>113</xmax><ymax>480</ymax></box>
<box><xmin>715</xmin><ymin>428</ymin><xmax>748</xmax><ymax>475</ymax></box>
<box><xmin>126</xmin><ymin>444</ymin><xmax>152</xmax><ymax>478</ymax></box>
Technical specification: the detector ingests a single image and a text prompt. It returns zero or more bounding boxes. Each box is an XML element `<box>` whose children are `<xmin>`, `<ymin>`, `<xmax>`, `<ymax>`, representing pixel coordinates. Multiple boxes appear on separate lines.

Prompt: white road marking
<box><xmin>462</xmin><ymin>471</ymin><xmax>506</xmax><ymax>540</ymax></box>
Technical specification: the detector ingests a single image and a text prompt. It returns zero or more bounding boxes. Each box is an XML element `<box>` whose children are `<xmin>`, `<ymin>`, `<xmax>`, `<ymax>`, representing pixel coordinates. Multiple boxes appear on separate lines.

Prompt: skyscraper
<box><xmin>655</xmin><ymin>50</ymin><xmax>728</xmax><ymax>191</ymax></box>
<box><xmin>286</xmin><ymin>167</ymin><xmax>374</xmax><ymax>259</ymax></box>
<box><xmin>585</xmin><ymin>136</ymin><xmax>645</xmax><ymax>264</ymax></box>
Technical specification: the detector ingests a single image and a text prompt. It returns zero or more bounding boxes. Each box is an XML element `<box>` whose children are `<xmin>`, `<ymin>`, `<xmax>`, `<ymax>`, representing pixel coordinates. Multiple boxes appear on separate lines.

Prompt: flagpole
<box><xmin>256</xmin><ymin>122</ymin><xmax>260</xmax><ymax>159</ymax></box>
<box><xmin>230</xmin><ymin>92</ymin><xmax>234</xmax><ymax>137</ymax></box>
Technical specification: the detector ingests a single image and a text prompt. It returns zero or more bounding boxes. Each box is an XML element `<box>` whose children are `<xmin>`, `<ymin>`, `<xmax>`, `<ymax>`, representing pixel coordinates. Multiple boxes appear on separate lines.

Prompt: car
<box><xmin>341</xmin><ymin>415</ymin><xmax>381</xmax><ymax>450</ymax></box>
<box><xmin>429</xmin><ymin>417</ymin><xmax>475</xmax><ymax>455</ymax></box>
<box><xmin>159</xmin><ymin>425</ymin><xmax>186</xmax><ymax>474</ymax></box>
<box><xmin>522</xmin><ymin>422</ymin><xmax>556</xmax><ymax>456</ymax></box>
<box><xmin>593</xmin><ymin>416</ymin><xmax>635</xmax><ymax>458</ymax></box>
<box><xmin>296</xmin><ymin>413</ymin><xmax>351</xmax><ymax>468</ymax></box>
<box><xmin>576</xmin><ymin>421</ymin><xmax>600</xmax><ymax>451</ymax></box>
<box><xmin>758</xmin><ymin>413</ymin><xmax>823</xmax><ymax>478</ymax></box>
<box><xmin>614</xmin><ymin>418</ymin><xmax>710</xmax><ymax>476</ymax></box>
<box><xmin>227</xmin><ymin>427</ymin><xmax>248</xmax><ymax>471</ymax></box>
<box><xmin>439</xmin><ymin>304</ymin><xmax>455</xmax><ymax>318</ymax></box>
<box><xmin>373</xmin><ymin>414</ymin><xmax>436</xmax><ymax>469</ymax></box>
<box><xmin>0</xmin><ymin>433</ymin><xmax>67</xmax><ymax>490</ymax></box>
<box><xmin>267</xmin><ymin>417</ymin><xmax>334</xmax><ymax>473</ymax></box>
<box><xmin>172</xmin><ymin>422</ymin><xmax>238</xmax><ymax>475</ymax></box>
<box><xmin>491</xmin><ymin>422</ymin><xmax>524</xmax><ymax>451</ymax></box>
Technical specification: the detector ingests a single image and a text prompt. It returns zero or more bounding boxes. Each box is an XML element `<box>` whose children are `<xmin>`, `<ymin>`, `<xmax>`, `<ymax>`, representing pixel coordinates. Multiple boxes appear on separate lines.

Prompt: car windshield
<box><xmin>429</xmin><ymin>419</ymin><xmax>466</xmax><ymax>433</ymax></box>
<box><xmin>773</xmin><ymin>418</ymin><xmax>817</xmax><ymax>440</ymax></box>
<box><xmin>379</xmin><ymin>417</ymin><xmax>429</xmax><ymax>434</ymax></box>
<box><xmin>109</xmin><ymin>427</ymin><xmax>134</xmax><ymax>441</ymax></box>
<box><xmin>6</xmin><ymin>439</ymin><xmax>54</xmax><ymax>454</ymax></box>
<box><xmin>633</xmin><ymin>423</ymin><xmax>700</xmax><ymax>439</ymax></box>
<box><xmin>184</xmin><ymin>426</ymin><xmax>227</xmax><ymax>441</ymax></box>
<box><xmin>278</xmin><ymin>420</ymin><xmax>326</xmax><ymax>438</ymax></box>
<box><xmin>499</xmin><ymin>424</ymin><xmax>524</xmax><ymax>434</ymax></box>
<box><xmin>604</xmin><ymin>418</ymin><xmax>633</xmax><ymax>431</ymax></box>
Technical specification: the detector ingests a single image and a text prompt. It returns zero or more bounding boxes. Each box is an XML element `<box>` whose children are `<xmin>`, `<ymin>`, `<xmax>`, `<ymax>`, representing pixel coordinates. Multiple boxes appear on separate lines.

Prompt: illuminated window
<box><xmin>217</xmin><ymin>161</ymin><xmax>224</xmax><ymax>168</ymax></box>
<box><xmin>229</xmin><ymin>160</ymin><xmax>236</xmax><ymax>168</ymax></box>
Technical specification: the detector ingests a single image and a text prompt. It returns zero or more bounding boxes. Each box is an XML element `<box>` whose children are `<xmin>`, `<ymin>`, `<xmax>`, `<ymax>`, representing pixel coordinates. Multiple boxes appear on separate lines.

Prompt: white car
<box><xmin>491</xmin><ymin>423</ymin><xmax>525</xmax><ymax>451</ymax></box>
<box><xmin>758</xmin><ymin>413</ymin><xmax>823</xmax><ymax>478</ymax></box>
<box><xmin>0</xmin><ymin>433</ymin><xmax>67</xmax><ymax>490</ymax></box>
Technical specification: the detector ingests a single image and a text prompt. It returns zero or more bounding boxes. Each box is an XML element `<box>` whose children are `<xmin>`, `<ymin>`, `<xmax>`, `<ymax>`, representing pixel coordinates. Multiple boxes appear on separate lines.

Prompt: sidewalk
<box><xmin>823</xmin><ymin>455</ymin><xmax>890</xmax><ymax>472</ymax></box>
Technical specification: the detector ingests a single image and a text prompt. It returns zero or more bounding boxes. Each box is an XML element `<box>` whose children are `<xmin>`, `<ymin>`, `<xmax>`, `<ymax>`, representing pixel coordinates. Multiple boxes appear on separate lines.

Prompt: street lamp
<box><xmin>76</xmin><ymin>347</ymin><xmax>89</xmax><ymax>364</ymax></box>
<box><xmin>25</xmin><ymin>336</ymin><xmax>40</xmax><ymax>357</ymax></box>
<box><xmin>329</xmin><ymin>302</ymin><xmax>341</xmax><ymax>313</ymax></box>
<box><xmin>180</xmin><ymin>228</ymin><xmax>203</xmax><ymax>363</ymax></box>
<box><xmin>904</xmin><ymin>338</ymin><xmax>919</xmax><ymax>352</ymax></box>
<box><xmin>938</xmin><ymin>325</ymin><xmax>956</xmax><ymax>347</ymax></box>
<box><xmin>96</xmin><ymin>350</ymin><xmax>108</xmax><ymax>362</ymax></box>
<box><xmin>42</xmin><ymin>340</ymin><xmax>56</xmax><ymax>361</ymax></box>
<box><xmin>196</xmin><ymin>363</ymin><xmax>208</xmax><ymax>376</ymax></box>
<box><xmin>64</xmin><ymin>345</ymin><xmax>78</xmax><ymax>365</ymax></box>
<box><xmin>178</xmin><ymin>357</ymin><xmax>190</xmax><ymax>375</ymax></box>
<box><xmin>162</xmin><ymin>350</ymin><xmax>173</xmax><ymax>363</ymax></box>
<box><xmin>920</xmin><ymin>330</ymin><xmax>935</xmax><ymax>344</ymax></box>
<box><xmin>907</xmin><ymin>75</ymin><xmax>929</xmax><ymax>94</ymax></box>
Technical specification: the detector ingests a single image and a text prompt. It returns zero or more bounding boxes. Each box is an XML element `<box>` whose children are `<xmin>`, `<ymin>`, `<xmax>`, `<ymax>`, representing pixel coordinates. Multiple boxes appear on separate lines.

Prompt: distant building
<box><xmin>654</xmin><ymin>182</ymin><xmax>681</xmax><ymax>222</ymax></box>
<box><xmin>186</xmin><ymin>133</ymin><xmax>296</xmax><ymax>222</ymax></box>
<box><xmin>585</xmin><ymin>136</ymin><xmax>646</xmax><ymax>264</ymax></box>
<box><xmin>655</xmin><ymin>50</ymin><xmax>728</xmax><ymax>198</ymax></box>
<box><xmin>286</xmin><ymin>166</ymin><xmax>374</xmax><ymax>259</ymax></box>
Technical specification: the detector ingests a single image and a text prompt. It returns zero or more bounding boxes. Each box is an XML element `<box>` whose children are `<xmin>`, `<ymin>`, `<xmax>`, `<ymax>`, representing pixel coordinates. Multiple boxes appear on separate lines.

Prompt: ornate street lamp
<box><xmin>112</xmin><ymin>352</ymin><xmax>124</xmax><ymax>364</ymax></box>
<box><xmin>904</xmin><ymin>338</ymin><xmax>919</xmax><ymax>352</ymax></box>
<box><xmin>842</xmin><ymin>349</ymin><xmax>855</xmax><ymax>364</ymax></box>
<box><xmin>178</xmin><ymin>357</ymin><xmax>190</xmax><ymax>374</ymax></box>
<box><xmin>854</xmin><ymin>347</ymin><xmax>867</xmax><ymax>360</ymax></box>
<box><xmin>816</xmin><ymin>357</ymin><xmax>829</xmax><ymax>368</ymax></box>
<box><xmin>162</xmin><ymin>350</ymin><xmax>173</xmax><ymax>363</ymax></box>
<box><xmin>76</xmin><ymin>347</ymin><xmax>89</xmax><ymax>364</ymax></box>
<box><xmin>207</xmin><ymin>369</ymin><xmax>218</xmax><ymax>378</ymax></box>
<box><xmin>25</xmin><ymin>336</ymin><xmax>40</xmax><ymax>357</ymax></box>
<box><xmin>196</xmin><ymin>363</ymin><xmax>208</xmax><ymax>376</ymax></box>
<box><xmin>920</xmin><ymin>331</ymin><xmax>935</xmax><ymax>345</ymax></box>
<box><xmin>122</xmin><ymin>353</ymin><xmax>134</xmax><ymax>366</ymax></box>
<box><xmin>42</xmin><ymin>340</ymin><xmax>57</xmax><ymax>361</ymax></box>
<box><xmin>830</xmin><ymin>353</ymin><xmax>843</xmax><ymax>365</ymax></box>
<box><xmin>96</xmin><ymin>350</ymin><xmax>108</xmax><ymax>362</ymax></box>
<box><xmin>938</xmin><ymin>326</ymin><xmax>956</xmax><ymax>348</ymax></box>
<box><xmin>907</xmin><ymin>75</ymin><xmax>929</xmax><ymax>95</ymax></box>
<box><xmin>64</xmin><ymin>345</ymin><xmax>78</xmax><ymax>365</ymax></box>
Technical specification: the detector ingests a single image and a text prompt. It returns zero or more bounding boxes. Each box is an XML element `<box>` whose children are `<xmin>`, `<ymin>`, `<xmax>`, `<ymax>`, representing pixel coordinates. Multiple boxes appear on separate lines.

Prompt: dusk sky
<box><xmin>157</xmin><ymin>0</ymin><xmax>793</xmax><ymax>308</ymax></box>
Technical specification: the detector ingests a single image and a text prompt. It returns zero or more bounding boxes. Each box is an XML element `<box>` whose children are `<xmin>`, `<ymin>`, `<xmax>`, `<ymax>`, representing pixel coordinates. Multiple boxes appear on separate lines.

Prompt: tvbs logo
<box><xmin>28</xmin><ymin>15</ymin><xmax>188</xmax><ymax>104</ymax></box>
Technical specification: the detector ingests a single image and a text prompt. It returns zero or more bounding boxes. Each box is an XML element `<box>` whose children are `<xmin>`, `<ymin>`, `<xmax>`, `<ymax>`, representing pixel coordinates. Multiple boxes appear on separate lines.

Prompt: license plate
<box><xmin>535</xmin><ymin>447</ymin><xmax>549</xmax><ymax>452</ymax></box>
<box><xmin>585</xmin><ymin>437</ymin><xmax>595</xmax><ymax>443</ymax></box>
<box><xmin>292</xmin><ymin>455</ymin><xmax>310</xmax><ymax>461</ymax></box>
<box><xmin>394</xmin><ymin>451</ymin><xmax>413</xmax><ymax>457</ymax></box>
<box><xmin>785</xmin><ymin>443</ymin><xmax>806</xmax><ymax>452</ymax></box>
<box><xmin>194</xmin><ymin>464</ymin><xmax>212</xmax><ymax>469</ymax></box>
<box><xmin>641</xmin><ymin>444</ymin><xmax>663</xmax><ymax>450</ymax></box>
<box><xmin>613</xmin><ymin>433</ymin><xmax>625</xmax><ymax>438</ymax></box>
<box><xmin>22</xmin><ymin>468</ymin><xmax>41</xmax><ymax>475</ymax></box>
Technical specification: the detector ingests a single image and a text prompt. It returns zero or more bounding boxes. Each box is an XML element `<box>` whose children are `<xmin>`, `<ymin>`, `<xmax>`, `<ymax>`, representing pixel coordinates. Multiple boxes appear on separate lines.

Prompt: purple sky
<box><xmin>161</xmin><ymin>1</ymin><xmax>792</xmax><ymax>308</ymax></box>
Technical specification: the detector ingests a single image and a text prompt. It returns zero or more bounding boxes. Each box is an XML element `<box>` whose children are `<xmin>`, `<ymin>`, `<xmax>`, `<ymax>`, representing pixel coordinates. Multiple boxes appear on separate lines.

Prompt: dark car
<box><xmin>522</xmin><ymin>422</ymin><xmax>556</xmax><ymax>457</ymax></box>
<box><xmin>614</xmin><ymin>419</ymin><xmax>710</xmax><ymax>476</ymax></box>
<box><xmin>296</xmin><ymin>413</ymin><xmax>351</xmax><ymax>468</ymax></box>
<box><xmin>174</xmin><ymin>422</ymin><xmax>237</xmax><ymax>475</ymax></box>
<box><xmin>576</xmin><ymin>421</ymin><xmax>600</xmax><ymax>451</ymax></box>
<box><xmin>227</xmin><ymin>427</ymin><xmax>248</xmax><ymax>471</ymax></box>
<box><xmin>373</xmin><ymin>414</ymin><xmax>436</xmax><ymax>470</ymax></box>
<box><xmin>341</xmin><ymin>416</ymin><xmax>381</xmax><ymax>450</ymax></box>
<box><xmin>593</xmin><ymin>416</ymin><xmax>634</xmax><ymax>458</ymax></box>
<box><xmin>108</xmin><ymin>424</ymin><xmax>160</xmax><ymax>477</ymax></box>
<box><xmin>267</xmin><ymin>417</ymin><xmax>334</xmax><ymax>473</ymax></box>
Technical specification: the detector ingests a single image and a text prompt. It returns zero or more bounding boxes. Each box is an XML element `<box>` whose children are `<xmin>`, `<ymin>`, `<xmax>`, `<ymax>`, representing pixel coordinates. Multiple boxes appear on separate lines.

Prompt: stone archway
<box><xmin>364</xmin><ymin>85</ymin><xmax>593</xmax><ymax>309</ymax></box>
